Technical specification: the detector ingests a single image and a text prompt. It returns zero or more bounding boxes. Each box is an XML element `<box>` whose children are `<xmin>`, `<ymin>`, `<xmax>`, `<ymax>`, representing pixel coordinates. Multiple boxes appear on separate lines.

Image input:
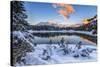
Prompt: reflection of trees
<box><xmin>32</xmin><ymin>33</ymin><xmax>97</xmax><ymax>44</ymax></box>
<box><xmin>79</xmin><ymin>35</ymin><xmax>97</xmax><ymax>44</ymax></box>
<box><xmin>32</xmin><ymin>32</ymin><xmax>73</xmax><ymax>37</ymax></box>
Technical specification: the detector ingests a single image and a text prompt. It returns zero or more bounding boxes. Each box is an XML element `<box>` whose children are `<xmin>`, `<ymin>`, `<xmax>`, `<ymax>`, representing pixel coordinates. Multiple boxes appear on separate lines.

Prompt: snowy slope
<box><xmin>16</xmin><ymin>44</ymin><xmax>97</xmax><ymax>66</ymax></box>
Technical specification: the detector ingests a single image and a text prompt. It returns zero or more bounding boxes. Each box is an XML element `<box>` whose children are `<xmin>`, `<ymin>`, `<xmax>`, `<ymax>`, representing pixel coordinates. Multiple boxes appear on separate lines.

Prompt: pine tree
<box><xmin>11</xmin><ymin>1</ymin><xmax>29</xmax><ymax>31</ymax></box>
<box><xmin>11</xmin><ymin>1</ymin><xmax>32</xmax><ymax>66</ymax></box>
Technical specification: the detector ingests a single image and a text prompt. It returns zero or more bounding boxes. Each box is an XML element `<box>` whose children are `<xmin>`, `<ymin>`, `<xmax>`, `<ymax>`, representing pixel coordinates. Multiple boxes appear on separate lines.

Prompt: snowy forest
<box><xmin>11</xmin><ymin>1</ymin><xmax>97</xmax><ymax>66</ymax></box>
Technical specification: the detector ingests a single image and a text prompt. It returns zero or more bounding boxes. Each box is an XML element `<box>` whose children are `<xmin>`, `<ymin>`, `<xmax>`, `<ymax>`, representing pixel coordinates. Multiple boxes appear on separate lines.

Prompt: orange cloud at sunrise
<box><xmin>58</xmin><ymin>9</ymin><xmax>69</xmax><ymax>19</ymax></box>
<box><xmin>52</xmin><ymin>3</ymin><xmax>74</xmax><ymax>19</ymax></box>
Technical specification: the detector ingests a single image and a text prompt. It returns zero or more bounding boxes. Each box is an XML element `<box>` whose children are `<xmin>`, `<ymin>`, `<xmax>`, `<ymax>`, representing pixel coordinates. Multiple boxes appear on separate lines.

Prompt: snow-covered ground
<box><xmin>13</xmin><ymin>31</ymin><xmax>97</xmax><ymax>66</ymax></box>
<box><xmin>16</xmin><ymin>44</ymin><xmax>97</xmax><ymax>66</ymax></box>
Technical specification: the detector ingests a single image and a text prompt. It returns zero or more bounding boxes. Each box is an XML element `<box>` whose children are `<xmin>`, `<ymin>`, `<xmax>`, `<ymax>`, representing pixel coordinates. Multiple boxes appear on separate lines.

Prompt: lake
<box><xmin>32</xmin><ymin>33</ymin><xmax>97</xmax><ymax>45</ymax></box>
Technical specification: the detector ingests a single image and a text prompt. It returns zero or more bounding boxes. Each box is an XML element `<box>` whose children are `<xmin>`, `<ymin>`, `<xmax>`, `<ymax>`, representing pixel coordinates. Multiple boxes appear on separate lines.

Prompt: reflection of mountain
<box><xmin>32</xmin><ymin>32</ymin><xmax>97</xmax><ymax>44</ymax></box>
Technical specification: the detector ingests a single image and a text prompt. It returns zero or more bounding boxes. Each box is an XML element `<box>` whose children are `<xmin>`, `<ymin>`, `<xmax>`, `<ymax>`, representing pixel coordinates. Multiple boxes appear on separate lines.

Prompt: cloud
<box><xmin>52</xmin><ymin>3</ymin><xmax>75</xmax><ymax>19</ymax></box>
<box><xmin>58</xmin><ymin>9</ymin><xmax>69</xmax><ymax>19</ymax></box>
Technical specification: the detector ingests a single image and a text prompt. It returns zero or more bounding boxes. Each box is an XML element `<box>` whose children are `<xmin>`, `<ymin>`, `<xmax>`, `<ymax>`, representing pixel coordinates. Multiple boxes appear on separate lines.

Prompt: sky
<box><xmin>24</xmin><ymin>2</ymin><xmax>97</xmax><ymax>25</ymax></box>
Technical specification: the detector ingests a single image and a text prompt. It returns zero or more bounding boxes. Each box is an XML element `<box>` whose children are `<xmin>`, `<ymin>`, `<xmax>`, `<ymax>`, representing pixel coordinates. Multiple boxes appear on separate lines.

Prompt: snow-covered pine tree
<box><xmin>11</xmin><ymin>1</ymin><xmax>29</xmax><ymax>31</ymax></box>
<box><xmin>11</xmin><ymin>1</ymin><xmax>34</xmax><ymax>66</ymax></box>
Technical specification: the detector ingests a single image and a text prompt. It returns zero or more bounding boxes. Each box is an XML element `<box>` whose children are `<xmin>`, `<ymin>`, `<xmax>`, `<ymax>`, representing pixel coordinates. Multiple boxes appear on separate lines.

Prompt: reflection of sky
<box><xmin>33</xmin><ymin>35</ymin><xmax>95</xmax><ymax>45</ymax></box>
<box><xmin>24</xmin><ymin>2</ymin><xmax>97</xmax><ymax>25</ymax></box>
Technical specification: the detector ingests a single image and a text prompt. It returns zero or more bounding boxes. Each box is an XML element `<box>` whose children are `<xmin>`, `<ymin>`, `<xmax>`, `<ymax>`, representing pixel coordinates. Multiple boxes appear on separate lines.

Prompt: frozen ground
<box><xmin>16</xmin><ymin>44</ymin><xmax>97</xmax><ymax>66</ymax></box>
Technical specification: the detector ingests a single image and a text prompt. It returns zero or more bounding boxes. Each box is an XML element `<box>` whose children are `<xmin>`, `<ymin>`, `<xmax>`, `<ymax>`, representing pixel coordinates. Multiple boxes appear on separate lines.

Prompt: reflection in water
<box><xmin>80</xmin><ymin>37</ymin><xmax>96</xmax><ymax>45</ymax></box>
<box><xmin>32</xmin><ymin>33</ymin><xmax>97</xmax><ymax>45</ymax></box>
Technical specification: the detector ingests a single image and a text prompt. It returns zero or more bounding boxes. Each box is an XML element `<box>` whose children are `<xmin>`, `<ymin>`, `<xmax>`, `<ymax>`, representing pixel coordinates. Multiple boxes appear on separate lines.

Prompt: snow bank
<box><xmin>19</xmin><ymin>44</ymin><xmax>97</xmax><ymax>65</ymax></box>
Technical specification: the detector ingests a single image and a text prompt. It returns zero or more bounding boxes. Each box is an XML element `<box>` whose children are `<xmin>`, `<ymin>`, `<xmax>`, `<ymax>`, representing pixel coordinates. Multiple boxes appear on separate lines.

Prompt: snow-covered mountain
<box><xmin>36</xmin><ymin>22</ymin><xmax>84</xmax><ymax>29</ymax></box>
<box><xmin>36</xmin><ymin>21</ymin><xmax>59</xmax><ymax>26</ymax></box>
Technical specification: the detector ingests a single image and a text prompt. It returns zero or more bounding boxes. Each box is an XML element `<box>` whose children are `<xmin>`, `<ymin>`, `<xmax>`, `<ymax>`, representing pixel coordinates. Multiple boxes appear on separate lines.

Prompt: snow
<box><xmin>13</xmin><ymin>31</ymin><xmax>34</xmax><ymax>47</ymax></box>
<box><xmin>13</xmin><ymin>31</ymin><xmax>97</xmax><ymax>66</ymax></box>
<box><xmin>18</xmin><ymin>44</ymin><xmax>97</xmax><ymax>65</ymax></box>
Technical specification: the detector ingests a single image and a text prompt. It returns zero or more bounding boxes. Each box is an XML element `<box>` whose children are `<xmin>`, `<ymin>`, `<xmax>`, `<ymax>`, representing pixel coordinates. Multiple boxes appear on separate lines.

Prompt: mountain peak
<box><xmin>36</xmin><ymin>21</ymin><xmax>58</xmax><ymax>26</ymax></box>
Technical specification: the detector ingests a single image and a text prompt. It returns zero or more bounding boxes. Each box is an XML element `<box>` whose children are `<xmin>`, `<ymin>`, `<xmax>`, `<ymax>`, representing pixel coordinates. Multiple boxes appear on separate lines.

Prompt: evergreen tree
<box><xmin>11</xmin><ymin>1</ymin><xmax>33</xmax><ymax>66</ymax></box>
<box><xmin>11</xmin><ymin>1</ymin><xmax>29</xmax><ymax>31</ymax></box>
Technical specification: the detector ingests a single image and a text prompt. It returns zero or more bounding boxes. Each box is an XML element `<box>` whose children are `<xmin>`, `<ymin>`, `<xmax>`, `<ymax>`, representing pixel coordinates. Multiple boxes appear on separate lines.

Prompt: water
<box><xmin>32</xmin><ymin>33</ymin><xmax>96</xmax><ymax>45</ymax></box>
